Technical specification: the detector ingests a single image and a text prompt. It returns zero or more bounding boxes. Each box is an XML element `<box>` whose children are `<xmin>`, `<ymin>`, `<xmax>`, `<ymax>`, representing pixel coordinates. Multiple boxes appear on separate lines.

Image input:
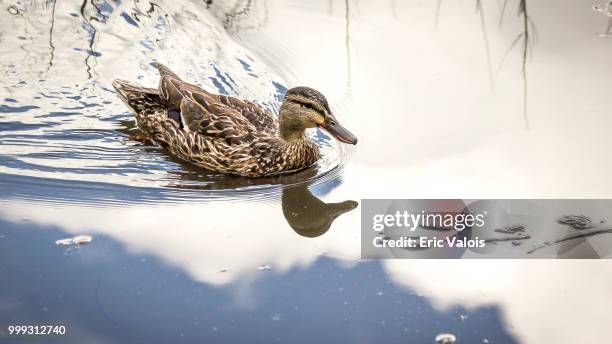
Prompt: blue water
<box><xmin>8</xmin><ymin>0</ymin><xmax>602</xmax><ymax>342</ymax></box>
<box><xmin>0</xmin><ymin>218</ymin><xmax>515</xmax><ymax>343</ymax></box>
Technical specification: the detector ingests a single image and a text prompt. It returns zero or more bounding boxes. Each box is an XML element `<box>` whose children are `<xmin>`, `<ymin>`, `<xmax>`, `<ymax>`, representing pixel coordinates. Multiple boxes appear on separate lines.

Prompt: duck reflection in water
<box><xmin>150</xmin><ymin>153</ymin><xmax>358</xmax><ymax>238</ymax></box>
<box><xmin>281</xmin><ymin>180</ymin><xmax>357</xmax><ymax>237</ymax></box>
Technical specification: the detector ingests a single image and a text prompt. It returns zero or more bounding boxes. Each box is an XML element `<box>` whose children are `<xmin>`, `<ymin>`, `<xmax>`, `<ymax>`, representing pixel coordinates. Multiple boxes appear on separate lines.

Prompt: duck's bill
<box><xmin>320</xmin><ymin>120</ymin><xmax>358</xmax><ymax>145</ymax></box>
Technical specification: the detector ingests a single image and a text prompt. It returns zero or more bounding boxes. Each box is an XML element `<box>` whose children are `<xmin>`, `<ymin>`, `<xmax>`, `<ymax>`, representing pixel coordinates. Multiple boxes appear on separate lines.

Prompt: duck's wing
<box><xmin>156</xmin><ymin>63</ymin><xmax>196</xmax><ymax>110</ymax></box>
<box><xmin>214</xmin><ymin>96</ymin><xmax>278</xmax><ymax>134</ymax></box>
<box><xmin>179</xmin><ymin>90</ymin><xmax>259</xmax><ymax>145</ymax></box>
<box><xmin>155</xmin><ymin>63</ymin><xmax>279</xmax><ymax>133</ymax></box>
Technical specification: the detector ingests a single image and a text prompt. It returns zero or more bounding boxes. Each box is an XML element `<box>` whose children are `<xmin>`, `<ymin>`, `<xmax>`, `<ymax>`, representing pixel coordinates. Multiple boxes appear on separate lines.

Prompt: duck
<box><xmin>112</xmin><ymin>63</ymin><xmax>357</xmax><ymax>177</ymax></box>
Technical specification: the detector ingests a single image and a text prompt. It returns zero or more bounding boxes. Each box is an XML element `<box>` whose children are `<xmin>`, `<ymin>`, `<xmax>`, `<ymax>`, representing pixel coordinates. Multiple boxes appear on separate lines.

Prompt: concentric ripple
<box><xmin>0</xmin><ymin>0</ymin><xmax>350</xmax><ymax>205</ymax></box>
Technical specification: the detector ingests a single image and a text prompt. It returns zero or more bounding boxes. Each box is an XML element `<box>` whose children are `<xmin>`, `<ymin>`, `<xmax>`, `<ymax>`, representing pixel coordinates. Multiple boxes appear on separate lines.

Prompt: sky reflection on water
<box><xmin>2</xmin><ymin>0</ymin><xmax>612</xmax><ymax>343</ymax></box>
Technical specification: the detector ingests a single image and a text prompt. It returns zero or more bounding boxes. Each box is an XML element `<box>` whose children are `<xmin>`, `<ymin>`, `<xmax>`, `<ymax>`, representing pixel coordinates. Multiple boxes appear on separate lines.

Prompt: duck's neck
<box><xmin>278</xmin><ymin>134</ymin><xmax>320</xmax><ymax>169</ymax></box>
<box><xmin>278</xmin><ymin>108</ymin><xmax>320</xmax><ymax>168</ymax></box>
<box><xmin>279</xmin><ymin>116</ymin><xmax>306</xmax><ymax>141</ymax></box>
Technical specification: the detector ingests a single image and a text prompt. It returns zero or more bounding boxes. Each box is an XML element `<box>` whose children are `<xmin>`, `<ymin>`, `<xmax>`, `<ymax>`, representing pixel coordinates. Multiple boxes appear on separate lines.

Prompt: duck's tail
<box><xmin>151</xmin><ymin>62</ymin><xmax>181</xmax><ymax>80</ymax></box>
<box><xmin>112</xmin><ymin>79</ymin><xmax>159</xmax><ymax>111</ymax></box>
<box><xmin>112</xmin><ymin>79</ymin><xmax>166</xmax><ymax>140</ymax></box>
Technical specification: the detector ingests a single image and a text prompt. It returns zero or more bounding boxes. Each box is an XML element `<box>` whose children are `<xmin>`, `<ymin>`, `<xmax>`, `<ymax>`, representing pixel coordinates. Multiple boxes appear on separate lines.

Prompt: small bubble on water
<box><xmin>72</xmin><ymin>235</ymin><xmax>92</xmax><ymax>245</ymax></box>
<box><xmin>7</xmin><ymin>6</ymin><xmax>20</xmax><ymax>15</ymax></box>
<box><xmin>435</xmin><ymin>333</ymin><xmax>456</xmax><ymax>344</ymax></box>
<box><xmin>55</xmin><ymin>235</ymin><xmax>92</xmax><ymax>247</ymax></box>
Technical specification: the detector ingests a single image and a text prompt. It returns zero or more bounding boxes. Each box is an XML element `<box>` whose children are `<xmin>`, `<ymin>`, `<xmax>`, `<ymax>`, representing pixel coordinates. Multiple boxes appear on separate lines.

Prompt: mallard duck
<box><xmin>112</xmin><ymin>63</ymin><xmax>357</xmax><ymax>177</ymax></box>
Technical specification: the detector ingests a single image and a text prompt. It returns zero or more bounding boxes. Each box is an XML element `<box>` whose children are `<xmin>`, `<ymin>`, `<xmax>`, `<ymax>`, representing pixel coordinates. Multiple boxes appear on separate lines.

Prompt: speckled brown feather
<box><xmin>112</xmin><ymin>64</ymin><xmax>320</xmax><ymax>177</ymax></box>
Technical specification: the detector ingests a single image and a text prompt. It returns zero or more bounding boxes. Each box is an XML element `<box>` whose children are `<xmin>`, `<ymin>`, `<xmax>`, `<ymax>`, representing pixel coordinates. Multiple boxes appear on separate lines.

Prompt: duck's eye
<box><xmin>296</xmin><ymin>101</ymin><xmax>316</xmax><ymax>111</ymax></box>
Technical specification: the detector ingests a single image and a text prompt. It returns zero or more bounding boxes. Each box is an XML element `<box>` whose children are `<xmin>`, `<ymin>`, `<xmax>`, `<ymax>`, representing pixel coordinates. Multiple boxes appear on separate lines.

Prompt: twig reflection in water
<box><xmin>527</xmin><ymin>215</ymin><xmax>612</xmax><ymax>255</ymax></box>
<box><xmin>593</xmin><ymin>1</ymin><xmax>612</xmax><ymax>36</ymax></box>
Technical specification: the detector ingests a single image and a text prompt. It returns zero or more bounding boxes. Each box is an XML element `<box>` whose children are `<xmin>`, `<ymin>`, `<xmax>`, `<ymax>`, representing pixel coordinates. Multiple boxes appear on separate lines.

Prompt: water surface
<box><xmin>2</xmin><ymin>0</ymin><xmax>612</xmax><ymax>343</ymax></box>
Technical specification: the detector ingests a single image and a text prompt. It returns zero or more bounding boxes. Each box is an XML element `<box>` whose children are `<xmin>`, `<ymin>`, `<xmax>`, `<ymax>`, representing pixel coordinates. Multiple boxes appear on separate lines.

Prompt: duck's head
<box><xmin>279</xmin><ymin>87</ymin><xmax>357</xmax><ymax>145</ymax></box>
